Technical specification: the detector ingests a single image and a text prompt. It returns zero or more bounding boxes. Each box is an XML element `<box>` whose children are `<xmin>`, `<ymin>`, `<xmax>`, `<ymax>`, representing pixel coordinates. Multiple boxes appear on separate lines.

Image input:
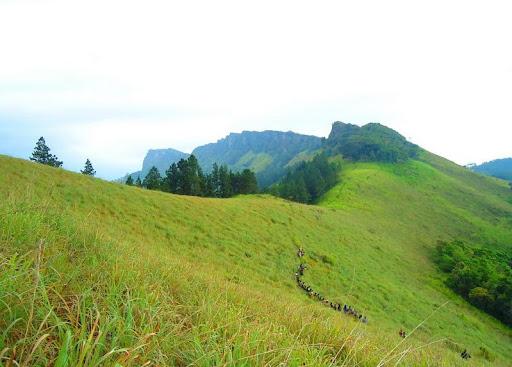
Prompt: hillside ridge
<box><xmin>1</xmin><ymin>152</ymin><xmax>512</xmax><ymax>366</ymax></box>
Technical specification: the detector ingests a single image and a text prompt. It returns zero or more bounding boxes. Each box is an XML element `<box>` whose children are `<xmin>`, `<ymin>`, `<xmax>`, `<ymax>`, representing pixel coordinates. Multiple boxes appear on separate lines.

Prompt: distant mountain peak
<box><xmin>327</xmin><ymin>121</ymin><xmax>418</xmax><ymax>163</ymax></box>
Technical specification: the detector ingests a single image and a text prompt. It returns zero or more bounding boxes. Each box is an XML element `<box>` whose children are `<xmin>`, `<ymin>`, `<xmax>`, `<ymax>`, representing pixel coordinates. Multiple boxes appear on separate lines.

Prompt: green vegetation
<box><xmin>125</xmin><ymin>175</ymin><xmax>134</xmax><ymax>186</ymax></box>
<box><xmin>30</xmin><ymin>136</ymin><xmax>63</xmax><ymax>167</ymax></box>
<box><xmin>80</xmin><ymin>159</ymin><xmax>96</xmax><ymax>176</ymax></box>
<box><xmin>192</xmin><ymin>130</ymin><xmax>322</xmax><ymax>187</ymax></box>
<box><xmin>434</xmin><ymin>240</ymin><xmax>512</xmax><ymax>327</ymax></box>
<box><xmin>135</xmin><ymin>175</ymin><xmax>142</xmax><ymax>187</ymax></box>
<box><xmin>270</xmin><ymin>153</ymin><xmax>339</xmax><ymax>204</ymax></box>
<box><xmin>326</xmin><ymin>122</ymin><xmax>419</xmax><ymax>163</ymax></box>
<box><xmin>1</xmin><ymin>148</ymin><xmax>512</xmax><ymax>366</ymax></box>
<box><xmin>139</xmin><ymin>155</ymin><xmax>258</xmax><ymax>198</ymax></box>
<box><xmin>472</xmin><ymin>158</ymin><xmax>512</xmax><ymax>181</ymax></box>
<box><xmin>143</xmin><ymin>166</ymin><xmax>162</xmax><ymax>190</ymax></box>
<box><xmin>121</xmin><ymin>148</ymin><xmax>189</xmax><ymax>184</ymax></box>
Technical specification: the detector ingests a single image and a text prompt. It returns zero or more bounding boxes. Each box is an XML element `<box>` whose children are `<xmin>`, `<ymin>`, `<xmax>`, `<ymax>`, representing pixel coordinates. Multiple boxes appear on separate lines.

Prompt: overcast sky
<box><xmin>1</xmin><ymin>0</ymin><xmax>511</xmax><ymax>179</ymax></box>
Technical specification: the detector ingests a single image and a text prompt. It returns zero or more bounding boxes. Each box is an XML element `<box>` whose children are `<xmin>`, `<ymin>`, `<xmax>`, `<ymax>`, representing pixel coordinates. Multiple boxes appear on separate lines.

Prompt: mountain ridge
<box><xmin>120</xmin><ymin>122</ymin><xmax>422</xmax><ymax>187</ymax></box>
<box><xmin>121</xmin><ymin>129</ymin><xmax>322</xmax><ymax>187</ymax></box>
<box><xmin>472</xmin><ymin>157</ymin><xmax>512</xmax><ymax>181</ymax></box>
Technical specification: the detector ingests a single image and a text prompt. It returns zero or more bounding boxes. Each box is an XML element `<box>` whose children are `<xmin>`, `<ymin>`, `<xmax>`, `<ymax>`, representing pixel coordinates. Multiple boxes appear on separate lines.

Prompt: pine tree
<box><xmin>125</xmin><ymin>175</ymin><xmax>134</xmax><ymax>186</ymax></box>
<box><xmin>176</xmin><ymin>158</ymin><xmax>189</xmax><ymax>194</ymax></box>
<box><xmin>164</xmin><ymin>163</ymin><xmax>179</xmax><ymax>193</ymax></box>
<box><xmin>80</xmin><ymin>159</ymin><xmax>96</xmax><ymax>176</ymax></box>
<box><xmin>238</xmin><ymin>169</ymin><xmax>258</xmax><ymax>194</ymax></box>
<box><xmin>187</xmin><ymin>155</ymin><xmax>202</xmax><ymax>196</ymax></box>
<box><xmin>135</xmin><ymin>176</ymin><xmax>142</xmax><ymax>187</ymax></box>
<box><xmin>218</xmin><ymin>165</ymin><xmax>233</xmax><ymax>198</ymax></box>
<box><xmin>143</xmin><ymin>166</ymin><xmax>162</xmax><ymax>190</ymax></box>
<box><xmin>211</xmin><ymin>163</ymin><xmax>221</xmax><ymax>197</ymax></box>
<box><xmin>30</xmin><ymin>137</ymin><xmax>63</xmax><ymax>167</ymax></box>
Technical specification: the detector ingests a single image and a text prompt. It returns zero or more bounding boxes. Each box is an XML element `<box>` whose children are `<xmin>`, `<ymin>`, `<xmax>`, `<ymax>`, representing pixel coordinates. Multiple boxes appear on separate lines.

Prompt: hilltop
<box><xmin>1</xmin><ymin>137</ymin><xmax>512</xmax><ymax>366</ymax></box>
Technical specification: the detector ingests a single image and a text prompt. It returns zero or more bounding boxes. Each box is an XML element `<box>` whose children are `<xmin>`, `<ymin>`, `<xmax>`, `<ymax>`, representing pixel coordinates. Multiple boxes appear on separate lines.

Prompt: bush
<box><xmin>433</xmin><ymin>240</ymin><xmax>512</xmax><ymax>327</ymax></box>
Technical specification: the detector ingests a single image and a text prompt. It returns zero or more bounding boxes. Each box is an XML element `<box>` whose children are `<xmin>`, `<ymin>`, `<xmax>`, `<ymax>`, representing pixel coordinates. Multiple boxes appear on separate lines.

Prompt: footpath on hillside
<box><xmin>294</xmin><ymin>248</ymin><xmax>368</xmax><ymax>324</ymax></box>
<box><xmin>293</xmin><ymin>249</ymin><xmax>473</xmax><ymax>362</ymax></box>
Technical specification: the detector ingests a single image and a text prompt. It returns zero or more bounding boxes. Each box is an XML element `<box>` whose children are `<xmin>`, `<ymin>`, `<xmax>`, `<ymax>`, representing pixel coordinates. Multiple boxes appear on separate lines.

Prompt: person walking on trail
<box><xmin>297</xmin><ymin>248</ymin><xmax>305</xmax><ymax>258</ymax></box>
<box><xmin>461</xmin><ymin>349</ymin><xmax>471</xmax><ymax>360</ymax></box>
<box><xmin>298</xmin><ymin>263</ymin><xmax>306</xmax><ymax>276</ymax></box>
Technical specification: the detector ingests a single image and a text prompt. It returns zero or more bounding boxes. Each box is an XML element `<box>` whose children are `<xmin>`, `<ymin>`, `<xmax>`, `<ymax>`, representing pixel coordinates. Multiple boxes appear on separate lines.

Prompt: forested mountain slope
<box><xmin>192</xmin><ymin>130</ymin><xmax>322</xmax><ymax>187</ymax></box>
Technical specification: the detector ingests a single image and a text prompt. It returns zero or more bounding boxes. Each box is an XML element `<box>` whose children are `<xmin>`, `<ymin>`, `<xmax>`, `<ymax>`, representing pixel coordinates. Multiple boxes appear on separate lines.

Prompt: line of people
<box><xmin>296</xmin><ymin>249</ymin><xmax>473</xmax><ymax>361</ymax></box>
<box><xmin>295</xmin><ymin>248</ymin><xmax>368</xmax><ymax>324</ymax></box>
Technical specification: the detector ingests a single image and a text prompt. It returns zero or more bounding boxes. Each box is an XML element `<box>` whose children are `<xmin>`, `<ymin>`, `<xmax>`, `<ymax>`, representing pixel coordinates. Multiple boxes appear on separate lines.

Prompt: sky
<box><xmin>0</xmin><ymin>0</ymin><xmax>511</xmax><ymax>179</ymax></box>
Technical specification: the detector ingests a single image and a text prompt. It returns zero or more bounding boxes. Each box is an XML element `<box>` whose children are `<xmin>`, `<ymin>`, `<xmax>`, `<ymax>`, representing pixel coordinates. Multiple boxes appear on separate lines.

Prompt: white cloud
<box><xmin>0</xmin><ymin>0</ymin><xmax>511</xmax><ymax>178</ymax></box>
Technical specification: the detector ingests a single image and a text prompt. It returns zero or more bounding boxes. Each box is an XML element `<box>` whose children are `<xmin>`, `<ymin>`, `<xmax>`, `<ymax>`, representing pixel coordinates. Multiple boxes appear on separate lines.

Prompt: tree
<box><xmin>81</xmin><ymin>159</ymin><xmax>96</xmax><ymax>176</ymax></box>
<box><xmin>30</xmin><ymin>137</ymin><xmax>63</xmax><ymax>167</ymax></box>
<box><xmin>135</xmin><ymin>176</ymin><xmax>142</xmax><ymax>187</ymax></box>
<box><xmin>185</xmin><ymin>155</ymin><xmax>203</xmax><ymax>196</ymax></box>
<box><xmin>231</xmin><ymin>169</ymin><xmax>258</xmax><ymax>195</ymax></box>
<box><xmin>271</xmin><ymin>153</ymin><xmax>338</xmax><ymax>204</ymax></box>
<box><xmin>125</xmin><ymin>175</ymin><xmax>134</xmax><ymax>186</ymax></box>
<box><xmin>164</xmin><ymin>163</ymin><xmax>179</xmax><ymax>193</ymax></box>
<box><xmin>143</xmin><ymin>166</ymin><xmax>162</xmax><ymax>190</ymax></box>
<box><xmin>210</xmin><ymin>163</ymin><xmax>221</xmax><ymax>197</ymax></box>
<box><xmin>218</xmin><ymin>165</ymin><xmax>233</xmax><ymax>198</ymax></box>
<box><xmin>164</xmin><ymin>155</ymin><xmax>208</xmax><ymax>196</ymax></box>
<box><xmin>434</xmin><ymin>240</ymin><xmax>512</xmax><ymax>327</ymax></box>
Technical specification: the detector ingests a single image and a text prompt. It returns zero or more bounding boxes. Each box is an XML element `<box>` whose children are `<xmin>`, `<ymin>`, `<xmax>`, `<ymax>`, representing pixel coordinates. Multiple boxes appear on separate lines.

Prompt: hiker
<box><xmin>461</xmin><ymin>349</ymin><xmax>471</xmax><ymax>360</ymax></box>
<box><xmin>343</xmin><ymin>304</ymin><xmax>348</xmax><ymax>313</ymax></box>
<box><xmin>297</xmin><ymin>248</ymin><xmax>305</xmax><ymax>258</ymax></box>
<box><xmin>298</xmin><ymin>263</ymin><xmax>306</xmax><ymax>276</ymax></box>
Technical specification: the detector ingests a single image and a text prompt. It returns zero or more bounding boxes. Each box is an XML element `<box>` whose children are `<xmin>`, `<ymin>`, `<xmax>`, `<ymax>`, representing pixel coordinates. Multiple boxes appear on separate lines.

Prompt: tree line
<box><xmin>126</xmin><ymin>155</ymin><xmax>259</xmax><ymax>198</ymax></box>
<box><xmin>30</xmin><ymin>137</ymin><xmax>96</xmax><ymax>175</ymax></box>
<box><xmin>434</xmin><ymin>240</ymin><xmax>512</xmax><ymax>327</ymax></box>
<box><xmin>268</xmin><ymin>153</ymin><xmax>339</xmax><ymax>204</ymax></box>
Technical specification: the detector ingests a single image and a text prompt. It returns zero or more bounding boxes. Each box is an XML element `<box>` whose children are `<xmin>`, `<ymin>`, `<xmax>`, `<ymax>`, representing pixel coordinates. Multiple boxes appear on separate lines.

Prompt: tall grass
<box><xmin>1</xmin><ymin>155</ymin><xmax>511</xmax><ymax>365</ymax></box>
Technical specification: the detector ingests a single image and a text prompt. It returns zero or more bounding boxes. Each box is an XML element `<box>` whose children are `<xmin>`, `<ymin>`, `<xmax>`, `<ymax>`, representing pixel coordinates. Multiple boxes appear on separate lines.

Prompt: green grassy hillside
<box><xmin>1</xmin><ymin>154</ymin><xmax>511</xmax><ymax>366</ymax></box>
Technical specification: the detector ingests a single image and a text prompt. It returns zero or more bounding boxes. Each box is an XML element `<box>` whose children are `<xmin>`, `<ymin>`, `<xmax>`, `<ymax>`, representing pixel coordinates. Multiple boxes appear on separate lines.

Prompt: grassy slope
<box><xmin>0</xmin><ymin>154</ymin><xmax>511</xmax><ymax>366</ymax></box>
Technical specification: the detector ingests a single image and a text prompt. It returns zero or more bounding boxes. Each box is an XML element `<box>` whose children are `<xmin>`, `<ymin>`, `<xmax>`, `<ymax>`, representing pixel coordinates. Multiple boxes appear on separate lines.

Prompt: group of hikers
<box><xmin>294</xmin><ymin>248</ymin><xmax>368</xmax><ymax>324</ymax></box>
<box><xmin>295</xmin><ymin>247</ymin><xmax>472</xmax><ymax>361</ymax></box>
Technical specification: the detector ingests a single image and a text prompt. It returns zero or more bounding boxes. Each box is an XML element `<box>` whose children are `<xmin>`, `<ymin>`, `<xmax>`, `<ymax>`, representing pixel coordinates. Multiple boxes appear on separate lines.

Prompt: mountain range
<box><xmin>121</xmin><ymin>130</ymin><xmax>322</xmax><ymax>187</ymax></box>
<box><xmin>122</xmin><ymin>122</ymin><xmax>422</xmax><ymax>187</ymax></box>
